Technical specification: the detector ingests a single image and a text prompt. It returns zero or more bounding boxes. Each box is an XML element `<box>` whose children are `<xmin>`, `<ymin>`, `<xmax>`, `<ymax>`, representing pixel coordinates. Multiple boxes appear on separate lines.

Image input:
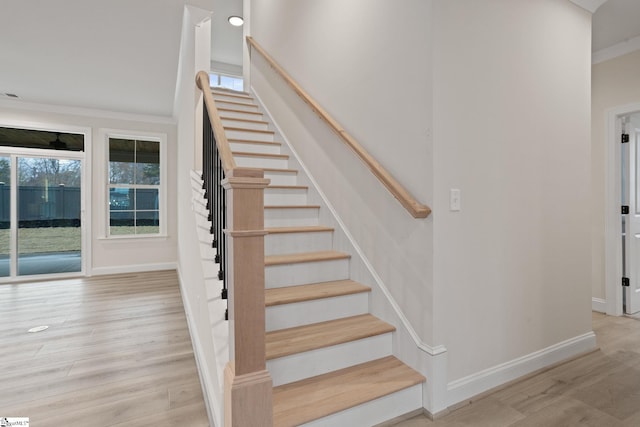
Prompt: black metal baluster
<box><xmin>202</xmin><ymin>102</ymin><xmax>228</xmax><ymax>320</ymax></box>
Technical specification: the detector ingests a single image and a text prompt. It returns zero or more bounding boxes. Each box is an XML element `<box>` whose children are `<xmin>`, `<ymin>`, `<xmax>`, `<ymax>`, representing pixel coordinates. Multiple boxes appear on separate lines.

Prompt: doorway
<box><xmin>606</xmin><ymin>105</ymin><xmax>640</xmax><ymax>315</ymax></box>
<box><xmin>0</xmin><ymin>127</ymin><xmax>86</xmax><ymax>280</ymax></box>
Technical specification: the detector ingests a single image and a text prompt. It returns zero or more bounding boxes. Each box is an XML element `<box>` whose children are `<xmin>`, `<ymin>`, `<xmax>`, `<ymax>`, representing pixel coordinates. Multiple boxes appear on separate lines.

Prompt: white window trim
<box><xmin>100</xmin><ymin>129</ymin><xmax>167</xmax><ymax>239</ymax></box>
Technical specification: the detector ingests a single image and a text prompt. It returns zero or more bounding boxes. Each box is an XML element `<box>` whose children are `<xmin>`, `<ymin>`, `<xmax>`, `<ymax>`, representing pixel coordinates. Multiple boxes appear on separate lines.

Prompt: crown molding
<box><xmin>569</xmin><ymin>0</ymin><xmax>607</xmax><ymax>13</ymax></box>
<box><xmin>593</xmin><ymin>33</ymin><xmax>640</xmax><ymax>64</ymax></box>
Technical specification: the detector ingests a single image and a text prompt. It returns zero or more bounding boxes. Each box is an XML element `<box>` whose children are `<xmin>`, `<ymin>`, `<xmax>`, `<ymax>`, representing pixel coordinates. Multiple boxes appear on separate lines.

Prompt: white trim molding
<box><xmin>90</xmin><ymin>262</ymin><xmax>177</xmax><ymax>276</ymax></box>
<box><xmin>446</xmin><ymin>332</ymin><xmax>597</xmax><ymax>407</ymax></box>
<box><xmin>605</xmin><ymin>103</ymin><xmax>640</xmax><ymax>316</ymax></box>
<box><xmin>592</xmin><ymin>297</ymin><xmax>607</xmax><ymax>313</ymax></box>
<box><xmin>593</xmin><ymin>34</ymin><xmax>640</xmax><ymax>65</ymax></box>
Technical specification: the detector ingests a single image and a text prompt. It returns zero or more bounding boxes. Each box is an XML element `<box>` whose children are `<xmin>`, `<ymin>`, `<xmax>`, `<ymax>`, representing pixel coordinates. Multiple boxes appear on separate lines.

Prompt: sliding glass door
<box><xmin>0</xmin><ymin>151</ymin><xmax>83</xmax><ymax>279</ymax></box>
<box><xmin>0</xmin><ymin>156</ymin><xmax>10</xmax><ymax>277</ymax></box>
<box><xmin>17</xmin><ymin>156</ymin><xmax>82</xmax><ymax>276</ymax></box>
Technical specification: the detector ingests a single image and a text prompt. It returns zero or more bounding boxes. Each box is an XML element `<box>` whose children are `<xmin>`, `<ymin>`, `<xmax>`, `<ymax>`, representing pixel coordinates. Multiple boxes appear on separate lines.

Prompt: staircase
<box><xmin>210</xmin><ymin>87</ymin><xmax>426</xmax><ymax>427</ymax></box>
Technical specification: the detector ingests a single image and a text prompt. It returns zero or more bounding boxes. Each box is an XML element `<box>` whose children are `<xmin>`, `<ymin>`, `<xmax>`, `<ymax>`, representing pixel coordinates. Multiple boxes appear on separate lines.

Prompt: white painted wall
<box><xmin>250</xmin><ymin>0</ymin><xmax>436</xmax><ymax>344</ymax></box>
<box><xmin>173</xmin><ymin>6</ymin><xmax>222</xmax><ymax>426</ymax></box>
<box><xmin>432</xmin><ymin>0</ymin><xmax>593</xmax><ymax>383</ymax></box>
<box><xmin>249</xmin><ymin>0</ymin><xmax>595</xmax><ymax>408</ymax></box>
<box><xmin>0</xmin><ymin>101</ymin><xmax>178</xmax><ymax>274</ymax></box>
<box><xmin>592</xmin><ymin>50</ymin><xmax>640</xmax><ymax>303</ymax></box>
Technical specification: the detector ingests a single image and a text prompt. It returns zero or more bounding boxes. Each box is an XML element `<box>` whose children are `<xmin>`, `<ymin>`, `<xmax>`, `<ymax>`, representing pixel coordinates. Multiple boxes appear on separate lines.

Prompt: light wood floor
<box><xmin>393</xmin><ymin>312</ymin><xmax>640</xmax><ymax>427</ymax></box>
<box><xmin>0</xmin><ymin>270</ymin><xmax>209</xmax><ymax>426</ymax></box>
<box><xmin>5</xmin><ymin>272</ymin><xmax>640</xmax><ymax>427</ymax></box>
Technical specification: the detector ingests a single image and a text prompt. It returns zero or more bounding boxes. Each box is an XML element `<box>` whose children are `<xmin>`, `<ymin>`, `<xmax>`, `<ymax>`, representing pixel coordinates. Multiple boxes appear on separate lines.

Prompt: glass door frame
<box><xmin>0</xmin><ymin>145</ymin><xmax>87</xmax><ymax>282</ymax></box>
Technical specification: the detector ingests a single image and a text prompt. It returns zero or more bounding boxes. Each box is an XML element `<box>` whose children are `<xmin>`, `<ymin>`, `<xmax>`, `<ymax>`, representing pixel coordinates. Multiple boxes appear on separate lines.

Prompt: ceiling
<box><xmin>0</xmin><ymin>1</ymin><xmax>639</xmax><ymax>118</ymax></box>
<box><xmin>0</xmin><ymin>0</ymin><xmax>208</xmax><ymax>117</ymax></box>
<box><xmin>593</xmin><ymin>0</ymin><xmax>640</xmax><ymax>52</ymax></box>
<box><xmin>211</xmin><ymin>0</ymin><xmax>244</xmax><ymax>67</ymax></box>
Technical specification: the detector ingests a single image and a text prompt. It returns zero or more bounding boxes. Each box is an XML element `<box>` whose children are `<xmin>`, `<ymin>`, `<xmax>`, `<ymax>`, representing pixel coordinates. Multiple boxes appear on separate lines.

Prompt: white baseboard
<box><xmin>446</xmin><ymin>331</ymin><xmax>597</xmax><ymax>406</ymax></box>
<box><xmin>592</xmin><ymin>297</ymin><xmax>607</xmax><ymax>313</ymax></box>
<box><xmin>90</xmin><ymin>262</ymin><xmax>177</xmax><ymax>276</ymax></box>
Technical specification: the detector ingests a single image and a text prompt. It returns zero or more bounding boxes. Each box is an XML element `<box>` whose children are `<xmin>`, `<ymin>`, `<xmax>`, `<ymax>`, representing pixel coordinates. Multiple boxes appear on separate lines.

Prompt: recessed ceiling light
<box><xmin>228</xmin><ymin>16</ymin><xmax>244</xmax><ymax>27</ymax></box>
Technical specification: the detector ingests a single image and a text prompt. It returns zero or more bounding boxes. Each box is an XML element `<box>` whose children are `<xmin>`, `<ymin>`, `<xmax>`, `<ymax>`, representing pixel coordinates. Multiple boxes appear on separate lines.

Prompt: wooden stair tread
<box><xmin>224</xmin><ymin>126</ymin><xmax>274</xmax><ymax>134</ymax></box>
<box><xmin>266</xmin><ymin>225</ymin><xmax>333</xmax><ymax>234</ymax></box>
<box><xmin>266</xmin><ymin>314</ymin><xmax>394</xmax><ymax>360</ymax></box>
<box><xmin>262</xmin><ymin>167</ymin><xmax>298</xmax><ymax>174</ymax></box>
<box><xmin>213</xmin><ymin>99</ymin><xmax>258</xmax><ymax>108</ymax></box>
<box><xmin>265</xmin><ymin>280</ymin><xmax>370</xmax><ymax>306</ymax></box>
<box><xmin>265</xmin><ymin>250</ymin><xmax>348</xmax><ymax>266</ymax></box>
<box><xmin>228</xmin><ymin>138</ymin><xmax>280</xmax><ymax>146</ymax></box>
<box><xmin>217</xmin><ymin>107</ymin><xmax>263</xmax><ymax>116</ymax></box>
<box><xmin>220</xmin><ymin>116</ymin><xmax>269</xmax><ymax>125</ymax></box>
<box><xmin>232</xmin><ymin>151</ymin><xmax>289</xmax><ymax>159</ymax></box>
<box><xmin>273</xmin><ymin>356</ymin><xmax>425</xmax><ymax>426</ymax></box>
<box><xmin>211</xmin><ymin>88</ymin><xmax>251</xmax><ymax>97</ymax></box>
<box><xmin>211</xmin><ymin>90</ymin><xmax>253</xmax><ymax>101</ymax></box>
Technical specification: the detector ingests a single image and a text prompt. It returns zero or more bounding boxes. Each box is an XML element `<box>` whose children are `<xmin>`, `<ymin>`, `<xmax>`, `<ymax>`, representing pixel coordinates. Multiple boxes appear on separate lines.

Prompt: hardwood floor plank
<box><xmin>392</xmin><ymin>312</ymin><xmax>640</xmax><ymax>426</ymax></box>
<box><xmin>0</xmin><ymin>270</ymin><xmax>209</xmax><ymax>426</ymax></box>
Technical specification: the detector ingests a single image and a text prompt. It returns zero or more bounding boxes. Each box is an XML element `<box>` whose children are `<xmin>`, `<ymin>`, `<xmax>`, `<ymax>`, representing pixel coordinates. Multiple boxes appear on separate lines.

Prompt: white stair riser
<box><xmin>266</xmin><ymin>258</ymin><xmax>349</xmax><ymax>288</ymax></box>
<box><xmin>266</xmin><ymin>293</ymin><xmax>368</xmax><ymax>331</ymax></box>
<box><xmin>202</xmin><ymin>259</ymin><xmax>220</xmax><ymax>280</ymax></box>
<box><xmin>214</xmin><ymin>100</ymin><xmax>259</xmax><ymax>113</ymax></box>
<box><xmin>267</xmin><ymin>333</ymin><xmax>392</xmax><ymax>387</ymax></box>
<box><xmin>234</xmin><ymin>155</ymin><xmax>289</xmax><ymax>169</ymax></box>
<box><xmin>221</xmin><ymin>118</ymin><xmax>269</xmax><ymax>131</ymax></box>
<box><xmin>263</xmin><ymin>171</ymin><xmax>298</xmax><ymax>186</ymax></box>
<box><xmin>217</xmin><ymin>109</ymin><xmax>263</xmax><ymax>121</ymax></box>
<box><xmin>301</xmin><ymin>384</ymin><xmax>423</xmax><ymax>427</ymax></box>
<box><xmin>264</xmin><ymin>208</ymin><xmax>319</xmax><ymax>228</ymax></box>
<box><xmin>265</xmin><ymin>230</ymin><xmax>332</xmax><ymax>256</ymax></box>
<box><xmin>264</xmin><ymin>188</ymin><xmax>308</xmax><ymax>206</ymax></box>
<box><xmin>229</xmin><ymin>141</ymin><xmax>281</xmax><ymax>155</ymax></box>
<box><xmin>225</xmin><ymin>129</ymin><xmax>274</xmax><ymax>142</ymax></box>
<box><xmin>205</xmin><ymin>279</ymin><xmax>223</xmax><ymax>303</ymax></box>
<box><xmin>212</xmin><ymin>93</ymin><xmax>253</xmax><ymax>103</ymax></box>
<box><xmin>199</xmin><ymin>240</ymin><xmax>215</xmax><ymax>258</ymax></box>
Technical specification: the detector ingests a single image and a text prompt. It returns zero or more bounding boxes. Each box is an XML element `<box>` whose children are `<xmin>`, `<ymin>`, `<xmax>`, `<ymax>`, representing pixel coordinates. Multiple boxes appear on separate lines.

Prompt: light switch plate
<box><xmin>450</xmin><ymin>189</ymin><xmax>461</xmax><ymax>211</ymax></box>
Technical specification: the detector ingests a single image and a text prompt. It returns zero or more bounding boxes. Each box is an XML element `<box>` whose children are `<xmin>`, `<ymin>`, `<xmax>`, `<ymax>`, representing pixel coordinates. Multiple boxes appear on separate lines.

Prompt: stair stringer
<box><xmin>251</xmin><ymin>88</ymin><xmax>449</xmax><ymax>416</ymax></box>
<box><xmin>187</xmin><ymin>169</ymin><xmax>230</xmax><ymax>427</ymax></box>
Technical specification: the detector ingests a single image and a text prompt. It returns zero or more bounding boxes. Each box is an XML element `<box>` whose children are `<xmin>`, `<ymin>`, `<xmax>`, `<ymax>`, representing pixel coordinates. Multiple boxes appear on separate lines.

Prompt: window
<box><xmin>209</xmin><ymin>72</ymin><xmax>244</xmax><ymax>91</ymax></box>
<box><xmin>108</xmin><ymin>137</ymin><xmax>162</xmax><ymax>236</ymax></box>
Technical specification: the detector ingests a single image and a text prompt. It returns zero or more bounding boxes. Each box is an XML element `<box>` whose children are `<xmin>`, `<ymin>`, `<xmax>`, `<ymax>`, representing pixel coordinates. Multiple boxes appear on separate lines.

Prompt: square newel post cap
<box><xmin>222</xmin><ymin>167</ymin><xmax>270</xmax><ymax>190</ymax></box>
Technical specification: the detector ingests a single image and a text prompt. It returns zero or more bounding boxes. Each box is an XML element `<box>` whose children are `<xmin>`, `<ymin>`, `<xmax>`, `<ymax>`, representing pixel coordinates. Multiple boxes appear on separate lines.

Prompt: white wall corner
<box><xmin>173</xmin><ymin>5</ymin><xmax>212</xmax><ymax>120</ymax></box>
<box><xmin>446</xmin><ymin>332</ymin><xmax>597</xmax><ymax>407</ymax></box>
<box><xmin>592</xmin><ymin>297</ymin><xmax>607</xmax><ymax>313</ymax></box>
<box><xmin>569</xmin><ymin>0</ymin><xmax>606</xmax><ymax>13</ymax></box>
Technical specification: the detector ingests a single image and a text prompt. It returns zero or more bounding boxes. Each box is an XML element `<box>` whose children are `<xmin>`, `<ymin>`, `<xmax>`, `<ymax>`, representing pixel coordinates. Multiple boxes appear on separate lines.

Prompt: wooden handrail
<box><xmin>246</xmin><ymin>36</ymin><xmax>431</xmax><ymax>219</ymax></box>
<box><xmin>196</xmin><ymin>71</ymin><xmax>237</xmax><ymax>174</ymax></box>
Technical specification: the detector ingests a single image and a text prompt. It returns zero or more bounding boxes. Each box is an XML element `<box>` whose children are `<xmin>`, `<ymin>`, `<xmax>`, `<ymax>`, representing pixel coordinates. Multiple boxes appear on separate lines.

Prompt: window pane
<box><xmin>136</xmin><ymin>188</ymin><xmax>158</xmax><ymax>210</ymax></box>
<box><xmin>109</xmin><ymin>188</ymin><xmax>132</xmax><ymax>210</ymax></box>
<box><xmin>220</xmin><ymin>75</ymin><xmax>243</xmax><ymax>91</ymax></box>
<box><xmin>136</xmin><ymin>211</ymin><xmax>159</xmax><ymax>234</ymax></box>
<box><xmin>109</xmin><ymin>138</ymin><xmax>135</xmax><ymax>184</ymax></box>
<box><xmin>110</xmin><ymin>211</ymin><xmax>134</xmax><ymax>235</ymax></box>
<box><xmin>135</xmin><ymin>140</ymin><xmax>160</xmax><ymax>185</ymax></box>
